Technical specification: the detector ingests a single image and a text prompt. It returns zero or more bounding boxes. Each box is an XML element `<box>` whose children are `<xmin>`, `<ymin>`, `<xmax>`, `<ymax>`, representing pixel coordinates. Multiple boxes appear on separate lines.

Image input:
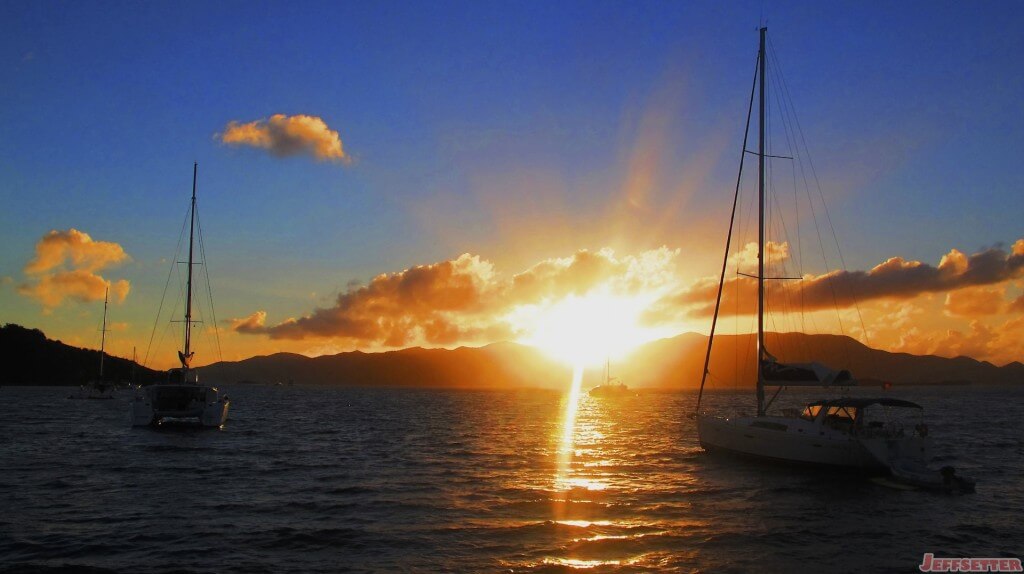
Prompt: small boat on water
<box><xmin>589</xmin><ymin>358</ymin><xmax>633</xmax><ymax>397</ymax></box>
<box><xmin>888</xmin><ymin>459</ymin><xmax>976</xmax><ymax>494</ymax></box>
<box><xmin>86</xmin><ymin>288</ymin><xmax>116</xmax><ymax>399</ymax></box>
<box><xmin>131</xmin><ymin>164</ymin><xmax>229</xmax><ymax>428</ymax></box>
<box><xmin>70</xmin><ymin>287</ymin><xmax>116</xmax><ymax>400</ymax></box>
<box><xmin>694</xmin><ymin>28</ymin><xmax>966</xmax><ymax>483</ymax></box>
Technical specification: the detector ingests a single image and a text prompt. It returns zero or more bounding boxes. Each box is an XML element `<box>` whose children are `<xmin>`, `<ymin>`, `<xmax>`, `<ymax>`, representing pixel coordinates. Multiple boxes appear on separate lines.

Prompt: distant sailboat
<box><xmin>694</xmin><ymin>28</ymin><xmax>934</xmax><ymax>472</ymax></box>
<box><xmin>83</xmin><ymin>287</ymin><xmax>115</xmax><ymax>400</ymax></box>
<box><xmin>131</xmin><ymin>163</ymin><xmax>230</xmax><ymax>427</ymax></box>
<box><xmin>589</xmin><ymin>357</ymin><xmax>631</xmax><ymax>397</ymax></box>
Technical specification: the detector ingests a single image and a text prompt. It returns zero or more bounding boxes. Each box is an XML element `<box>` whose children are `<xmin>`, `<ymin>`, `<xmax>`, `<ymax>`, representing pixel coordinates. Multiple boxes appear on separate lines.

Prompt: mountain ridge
<box><xmin>3</xmin><ymin>323</ymin><xmax>1021</xmax><ymax>388</ymax></box>
<box><xmin>200</xmin><ymin>330</ymin><xmax>1022</xmax><ymax>389</ymax></box>
<box><xmin>0</xmin><ymin>323</ymin><xmax>163</xmax><ymax>386</ymax></box>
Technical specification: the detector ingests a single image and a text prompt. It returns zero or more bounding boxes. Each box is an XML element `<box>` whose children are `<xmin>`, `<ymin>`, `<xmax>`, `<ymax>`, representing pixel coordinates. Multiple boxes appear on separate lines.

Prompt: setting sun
<box><xmin>510</xmin><ymin>288</ymin><xmax>669</xmax><ymax>367</ymax></box>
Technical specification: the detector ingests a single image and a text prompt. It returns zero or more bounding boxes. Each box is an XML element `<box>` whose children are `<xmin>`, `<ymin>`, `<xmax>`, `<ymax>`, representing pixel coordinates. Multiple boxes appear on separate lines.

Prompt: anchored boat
<box><xmin>589</xmin><ymin>357</ymin><xmax>632</xmax><ymax>397</ymax></box>
<box><xmin>694</xmin><ymin>28</ymin><xmax>941</xmax><ymax>473</ymax></box>
<box><xmin>132</xmin><ymin>164</ymin><xmax>229</xmax><ymax>427</ymax></box>
<box><xmin>70</xmin><ymin>287</ymin><xmax>117</xmax><ymax>400</ymax></box>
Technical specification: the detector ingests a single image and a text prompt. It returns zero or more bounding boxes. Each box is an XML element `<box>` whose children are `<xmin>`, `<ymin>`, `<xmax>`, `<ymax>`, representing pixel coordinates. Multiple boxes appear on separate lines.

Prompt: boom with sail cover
<box><xmin>760</xmin><ymin>358</ymin><xmax>854</xmax><ymax>387</ymax></box>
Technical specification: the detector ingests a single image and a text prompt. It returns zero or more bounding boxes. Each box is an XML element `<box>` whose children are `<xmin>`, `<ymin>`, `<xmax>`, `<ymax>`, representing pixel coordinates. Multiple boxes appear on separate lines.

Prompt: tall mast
<box><xmin>182</xmin><ymin>162</ymin><xmax>197</xmax><ymax>370</ymax></box>
<box><xmin>99</xmin><ymin>287</ymin><xmax>108</xmax><ymax>379</ymax></box>
<box><xmin>756</xmin><ymin>27</ymin><xmax>767</xmax><ymax>416</ymax></box>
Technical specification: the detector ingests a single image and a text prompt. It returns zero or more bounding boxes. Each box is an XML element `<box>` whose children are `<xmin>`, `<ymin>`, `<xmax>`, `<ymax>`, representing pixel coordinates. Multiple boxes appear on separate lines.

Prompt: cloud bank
<box><xmin>663</xmin><ymin>239</ymin><xmax>1024</xmax><ymax>318</ymax></box>
<box><xmin>19</xmin><ymin>229</ymin><xmax>131</xmax><ymax>309</ymax></box>
<box><xmin>228</xmin><ymin>240</ymin><xmax>1024</xmax><ymax>365</ymax></box>
<box><xmin>230</xmin><ymin>248</ymin><xmax>680</xmax><ymax>347</ymax></box>
<box><xmin>219</xmin><ymin>114</ymin><xmax>349</xmax><ymax>163</ymax></box>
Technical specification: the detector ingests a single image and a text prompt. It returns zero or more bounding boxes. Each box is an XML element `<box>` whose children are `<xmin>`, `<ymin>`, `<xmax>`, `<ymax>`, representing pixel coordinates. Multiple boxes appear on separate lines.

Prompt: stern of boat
<box><xmin>859</xmin><ymin>435</ymin><xmax>930</xmax><ymax>468</ymax></box>
<box><xmin>201</xmin><ymin>396</ymin><xmax>230</xmax><ymax>427</ymax></box>
<box><xmin>131</xmin><ymin>390</ymin><xmax>155</xmax><ymax>426</ymax></box>
<box><xmin>130</xmin><ymin>385</ymin><xmax>229</xmax><ymax>428</ymax></box>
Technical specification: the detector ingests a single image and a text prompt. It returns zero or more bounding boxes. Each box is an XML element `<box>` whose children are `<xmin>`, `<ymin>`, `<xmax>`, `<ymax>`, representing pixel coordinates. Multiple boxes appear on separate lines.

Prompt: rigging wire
<box><xmin>195</xmin><ymin>206</ymin><xmax>224</xmax><ymax>363</ymax></box>
<box><xmin>767</xmin><ymin>46</ymin><xmax>820</xmax><ymax>358</ymax></box>
<box><xmin>709</xmin><ymin>33</ymin><xmax>875</xmax><ymax>402</ymax></box>
<box><xmin>766</xmin><ymin>40</ymin><xmax>848</xmax><ymax>365</ymax></box>
<box><xmin>769</xmin><ymin>37</ymin><xmax>871</xmax><ymax>353</ymax></box>
<box><xmin>142</xmin><ymin>179</ymin><xmax>224</xmax><ymax>371</ymax></box>
<box><xmin>143</xmin><ymin>204</ymin><xmax>190</xmax><ymax>368</ymax></box>
<box><xmin>766</xmin><ymin>53</ymin><xmax>809</xmax><ymax>338</ymax></box>
<box><xmin>695</xmin><ymin>54</ymin><xmax>759</xmax><ymax>414</ymax></box>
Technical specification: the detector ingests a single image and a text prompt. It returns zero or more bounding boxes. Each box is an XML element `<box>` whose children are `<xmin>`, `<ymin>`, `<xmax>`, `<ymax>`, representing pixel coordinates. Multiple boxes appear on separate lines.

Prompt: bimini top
<box><xmin>807</xmin><ymin>397</ymin><xmax>923</xmax><ymax>410</ymax></box>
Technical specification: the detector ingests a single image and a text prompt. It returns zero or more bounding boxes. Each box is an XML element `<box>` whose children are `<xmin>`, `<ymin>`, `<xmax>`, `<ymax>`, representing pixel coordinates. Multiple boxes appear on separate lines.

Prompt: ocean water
<box><xmin>1</xmin><ymin>384</ymin><xmax>1021</xmax><ymax>573</ymax></box>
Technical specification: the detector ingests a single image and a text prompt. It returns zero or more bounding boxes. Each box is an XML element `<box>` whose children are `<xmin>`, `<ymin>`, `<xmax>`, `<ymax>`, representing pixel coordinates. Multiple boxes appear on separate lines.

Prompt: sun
<box><xmin>511</xmin><ymin>288</ymin><xmax>668</xmax><ymax>367</ymax></box>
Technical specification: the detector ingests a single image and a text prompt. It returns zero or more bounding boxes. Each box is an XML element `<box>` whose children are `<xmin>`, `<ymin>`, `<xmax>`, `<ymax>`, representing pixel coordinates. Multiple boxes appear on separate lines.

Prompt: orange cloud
<box><xmin>944</xmin><ymin>286</ymin><xmax>1004</xmax><ymax>317</ymax></box>
<box><xmin>19</xmin><ymin>270</ymin><xmax>130</xmax><ymax>309</ymax></box>
<box><xmin>727</xmin><ymin>241</ymin><xmax>790</xmax><ymax>275</ymax></box>
<box><xmin>232</xmin><ymin>254</ymin><xmax>501</xmax><ymax>345</ymax></box>
<box><xmin>230</xmin><ymin>248</ymin><xmax>679</xmax><ymax>348</ymax></box>
<box><xmin>508</xmin><ymin>247</ymin><xmax>672</xmax><ymax>304</ymax></box>
<box><xmin>1009</xmin><ymin>294</ymin><xmax>1024</xmax><ymax>314</ymax></box>
<box><xmin>893</xmin><ymin>316</ymin><xmax>1024</xmax><ymax>366</ymax></box>
<box><xmin>230</xmin><ymin>310</ymin><xmax>267</xmax><ymax>333</ymax></box>
<box><xmin>19</xmin><ymin>229</ymin><xmax>131</xmax><ymax>309</ymax></box>
<box><xmin>219</xmin><ymin>114</ymin><xmax>349</xmax><ymax>163</ymax></box>
<box><xmin>666</xmin><ymin>239</ymin><xmax>1024</xmax><ymax>318</ymax></box>
<box><xmin>25</xmin><ymin>228</ymin><xmax>129</xmax><ymax>274</ymax></box>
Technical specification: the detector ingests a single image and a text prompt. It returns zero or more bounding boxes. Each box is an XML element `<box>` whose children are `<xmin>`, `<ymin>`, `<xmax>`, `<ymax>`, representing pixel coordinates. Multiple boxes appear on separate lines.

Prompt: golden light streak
<box><xmin>558</xmin><ymin>365</ymin><xmax>584</xmax><ymax>459</ymax></box>
<box><xmin>552</xmin><ymin>364</ymin><xmax>585</xmax><ymax>526</ymax></box>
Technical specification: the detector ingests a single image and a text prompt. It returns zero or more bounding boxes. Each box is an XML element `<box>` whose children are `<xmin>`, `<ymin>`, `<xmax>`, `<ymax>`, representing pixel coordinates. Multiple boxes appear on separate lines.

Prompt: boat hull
<box><xmin>132</xmin><ymin>384</ymin><xmax>229</xmax><ymax>428</ymax></box>
<box><xmin>697</xmin><ymin>414</ymin><xmax>926</xmax><ymax>470</ymax></box>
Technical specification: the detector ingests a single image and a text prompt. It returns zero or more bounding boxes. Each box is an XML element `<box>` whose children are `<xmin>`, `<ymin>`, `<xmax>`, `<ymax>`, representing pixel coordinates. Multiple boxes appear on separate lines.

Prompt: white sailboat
<box><xmin>132</xmin><ymin>163</ymin><xmax>230</xmax><ymax>427</ymax></box>
<box><xmin>694</xmin><ymin>28</ymin><xmax>930</xmax><ymax>471</ymax></box>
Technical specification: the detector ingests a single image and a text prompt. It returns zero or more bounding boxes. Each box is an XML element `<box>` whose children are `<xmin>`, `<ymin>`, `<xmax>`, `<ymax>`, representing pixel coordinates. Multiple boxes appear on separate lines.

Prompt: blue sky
<box><xmin>2</xmin><ymin>1</ymin><xmax>1023</xmax><ymax>366</ymax></box>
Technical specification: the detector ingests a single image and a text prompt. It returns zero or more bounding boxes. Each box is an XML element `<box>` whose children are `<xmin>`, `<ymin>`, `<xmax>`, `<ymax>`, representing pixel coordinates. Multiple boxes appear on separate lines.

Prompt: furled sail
<box><xmin>178</xmin><ymin>350</ymin><xmax>194</xmax><ymax>367</ymax></box>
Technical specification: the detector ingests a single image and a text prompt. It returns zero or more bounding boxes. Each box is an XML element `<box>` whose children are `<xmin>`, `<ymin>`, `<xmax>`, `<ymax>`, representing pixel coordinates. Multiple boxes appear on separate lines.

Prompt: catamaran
<box><xmin>694</xmin><ymin>28</ymin><xmax>933</xmax><ymax>472</ymax></box>
<box><xmin>131</xmin><ymin>164</ymin><xmax>230</xmax><ymax>427</ymax></box>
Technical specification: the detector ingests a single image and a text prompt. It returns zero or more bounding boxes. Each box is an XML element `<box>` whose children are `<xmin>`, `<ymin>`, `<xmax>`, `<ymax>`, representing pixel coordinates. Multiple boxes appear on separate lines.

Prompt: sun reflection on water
<box><xmin>556</xmin><ymin>364</ymin><xmax>585</xmax><ymax>478</ymax></box>
<box><xmin>518</xmin><ymin>384</ymin><xmax>707</xmax><ymax>571</ymax></box>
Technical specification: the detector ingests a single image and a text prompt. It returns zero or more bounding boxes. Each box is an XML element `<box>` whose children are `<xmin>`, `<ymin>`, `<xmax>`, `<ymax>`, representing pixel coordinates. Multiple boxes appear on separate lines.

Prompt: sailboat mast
<box><xmin>756</xmin><ymin>26</ymin><xmax>767</xmax><ymax>416</ymax></box>
<box><xmin>99</xmin><ymin>287</ymin><xmax>108</xmax><ymax>379</ymax></box>
<box><xmin>183</xmin><ymin>162</ymin><xmax>197</xmax><ymax>368</ymax></box>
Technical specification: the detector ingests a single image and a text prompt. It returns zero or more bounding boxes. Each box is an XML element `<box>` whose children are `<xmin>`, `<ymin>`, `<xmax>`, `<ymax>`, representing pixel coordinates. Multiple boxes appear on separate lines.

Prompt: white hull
<box><xmin>132</xmin><ymin>384</ymin><xmax>229</xmax><ymax>427</ymax></box>
<box><xmin>697</xmin><ymin>414</ymin><xmax>927</xmax><ymax>470</ymax></box>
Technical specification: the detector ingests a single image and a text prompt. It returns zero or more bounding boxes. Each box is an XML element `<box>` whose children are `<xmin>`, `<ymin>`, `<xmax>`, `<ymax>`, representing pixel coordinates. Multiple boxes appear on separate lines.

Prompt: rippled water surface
<box><xmin>1</xmin><ymin>384</ymin><xmax>1021</xmax><ymax>573</ymax></box>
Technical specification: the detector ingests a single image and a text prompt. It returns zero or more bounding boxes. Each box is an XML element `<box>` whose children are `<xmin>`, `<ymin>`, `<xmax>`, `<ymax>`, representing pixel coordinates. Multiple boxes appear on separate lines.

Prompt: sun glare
<box><xmin>512</xmin><ymin>289</ymin><xmax>666</xmax><ymax>367</ymax></box>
